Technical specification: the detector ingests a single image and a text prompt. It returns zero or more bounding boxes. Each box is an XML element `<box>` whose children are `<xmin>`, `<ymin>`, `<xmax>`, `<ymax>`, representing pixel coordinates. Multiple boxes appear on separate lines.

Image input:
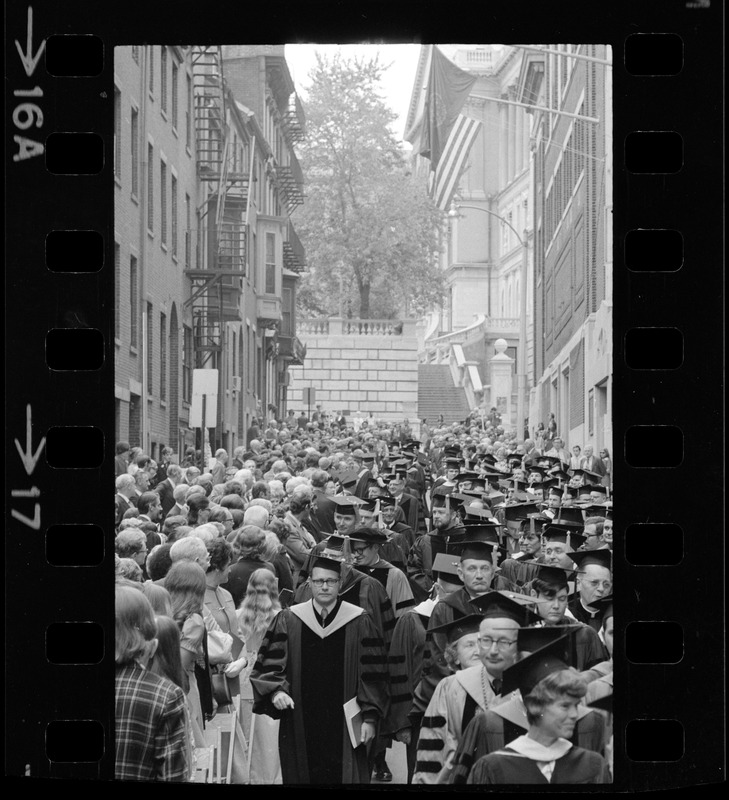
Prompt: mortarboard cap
<box><xmin>431</xmin><ymin>488</ymin><xmax>460</xmax><ymax>509</ymax></box>
<box><xmin>348</xmin><ymin>526</ymin><xmax>388</xmax><ymax>545</ymax></box>
<box><xmin>534</xmin><ymin>564</ymin><xmax>576</xmax><ymax>586</ymax></box>
<box><xmin>456</xmin><ymin>470</ymin><xmax>481</xmax><ymax>483</ymax></box>
<box><xmin>331</xmin><ymin>494</ymin><xmax>363</xmax><ymax>514</ymax></box>
<box><xmin>431</xmin><ymin>551</ymin><xmax>462</xmax><ymax>578</ymax></box>
<box><xmin>536</xmin><ymin>455</ymin><xmax>562</xmax><ymax>469</ymax></box>
<box><xmin>515</xmin><ymin>623</ymin><xmax>579</xmax><ymax>655</ymax></box>
<box><xmin>549</xmin><ymin>469</ymin><xmax>571</xmax><ymax>482</ymax></box>
<box><xmin>444</xmin><ymin>457</ymin><xmax>461</xmax><ymax>468</ymax></box>
<box><xmin>579</xmin><ymin>504</ymin><xmax>609</xmax><ymax>517</ymax></box>
<box><xmin>542</xmin><ymin>525</ymin><xmax>587</xmax><ymax>551</ymax></box>
<box><xmin>311</xmin><ymin>555</ymin><xmax>344</xmax><ymax>575</ymax></box>
<box><xmin>470</xmin><ymin>591</ymin><xmax>540</xmax><ymax>626</ymax></box>
<box><xmin>567</xmin><ymin>549</ymin><xmax>613</xmax><ymax>573</ymax></box>
<box><xmin>427</xmin><ymin>613</ymin><xmax>483</xmax><ymax>644</ymax></box>
<box><xmin>377</xmin><ymin>494</ymin><xmax>396</xmax><ymax>508</ymax></box>
<box><xmin>590</xmin><ymin>595</ymin><xmax>614</xmax><ymax>621</ymax></box>
<box><xmin>552</xmin><ymin>506</ymin><xmax>587</xmax><ymax>525</ymax></box>
<box><xmin>571</xmin><ymin>468</ymin><xmax>601</xmax><ymax>483</ymax></box>
<box><xmin>587</xmin><ymin>692</ymin><xmax>613</xmax><ymax>714</ymax></box>
<box><xmin>501</xmin><ymin>626</ymin><xmax>582</xmax><ymax>696</ymax></box>
<box><xmin>504</xmin><ymin>502</ymin><xmax>541</xmax><ymax>522</ymax></box>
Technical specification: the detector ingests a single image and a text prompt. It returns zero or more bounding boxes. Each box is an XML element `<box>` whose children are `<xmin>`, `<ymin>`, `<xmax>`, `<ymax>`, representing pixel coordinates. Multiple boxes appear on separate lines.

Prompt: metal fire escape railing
<box><xmin>186</xmin><ymin>46</ymin><xmax>248</xmax><ymax>365</ymax></box>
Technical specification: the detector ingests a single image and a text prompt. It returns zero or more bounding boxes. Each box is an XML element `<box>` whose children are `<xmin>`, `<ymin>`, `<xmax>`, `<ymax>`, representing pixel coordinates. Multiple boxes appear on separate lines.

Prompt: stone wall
<box><xmin>288</xmin><ymin>318</ymin><xmax>419</xmax><ymax>422</ymax></box>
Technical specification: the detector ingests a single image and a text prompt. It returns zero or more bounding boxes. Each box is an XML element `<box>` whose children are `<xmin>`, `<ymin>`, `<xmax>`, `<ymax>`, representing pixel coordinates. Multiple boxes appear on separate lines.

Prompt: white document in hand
<box><xmin>343</xmin><ymin>696</ymin><xmax>363</xmax><ymax>749</ymax></box>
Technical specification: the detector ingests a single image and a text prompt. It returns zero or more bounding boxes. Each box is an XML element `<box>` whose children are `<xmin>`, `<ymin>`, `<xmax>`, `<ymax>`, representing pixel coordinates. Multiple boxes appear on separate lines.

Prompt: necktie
<box><xmin>320</xmin><ymin>608</ymin><xmax>327</xmax><ymax>626</ymax></box>
<box><xmin>492</xmin><ymin>679</ymin><xmax>502</xmax><ymax>695</ymax></box>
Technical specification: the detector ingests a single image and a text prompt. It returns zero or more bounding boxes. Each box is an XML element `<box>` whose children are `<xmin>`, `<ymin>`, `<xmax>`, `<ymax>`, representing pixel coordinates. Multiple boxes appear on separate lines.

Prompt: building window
<box><xmin>171</xmin><ymin>61</ymin><xmax>178</xmax><ymax>129</ymax></box>
<box><xmin>114</xmin><ymin>243</ymin><xmax>121</xmax><ymax>338</ymax></box>
<box><xmin>281</xmin><ymin>287</ymin><xmax>293</xmax><ymax>336</ymax></box>
<box><xmin>114</xmin><ymin>87</ymin><xmax>122</xmax><ymax>180</ymax></box>
<box><xmin>148</xmin><ymin>46</ymin><xmax>154</xmax><ymax>97</ymax></box>
<box><xmin>131</xmin><ymin>107</ymin><xmax>139</xmax><ymax>196</ymax></box>
<box><xmin>147</xmin><ymin>302</ymin><xmax>153</xmax><ymax>394</ymax></box>
<box><xmin>171</xmin><ymin>175</ymin><xmax>178</xmax><ymax>258</ymax></box>
<box><xmin>265</xmin><ymin>232</ymin><xmax>276</xmax><ymax>294</ymax></box>
<box><xmin>160</xmin><ymin>47</ymin><xmax>168</xmax><ymax>114</ymax></box>
<box><xmin>147</xmin><ymin>144</ymin><xmax>154</xmax><ymax>232</ymax></box>
<box><xmin>250</xmin><ymin>231</ymin><xmax>257</xmax><ymax>289</ymax></box>
<box><xmin>130</xmin><ymin>256</ymin><xmax>138</xmax><ymax>348</ymax></box>
<box><xmin>182</xmin><ymin>325</ymin><xmax>193</xmax><ymax>402</ymax></box>
<box><xmin>160</xmin><ymin>313</ymin><xmax>167</xmax><ymax>401</ymax></box>
<box><xmin>131</xmin><ymin>45</ymin><xmax>140</xmax><ymax>64</ymax></box>
<box><xmin>185</xmin><ymin>193</ymin><xmax>191</xmax><ymax>267</ymax></box>
<box><xmin>186</xmin><ymin>73</ymin><xmax>192</xmax><ymax>149</ymax></box>
<box><xmin>160</xmin><ymin>160</ymin><xmax>167</xmax><ymax>246</ymax></box>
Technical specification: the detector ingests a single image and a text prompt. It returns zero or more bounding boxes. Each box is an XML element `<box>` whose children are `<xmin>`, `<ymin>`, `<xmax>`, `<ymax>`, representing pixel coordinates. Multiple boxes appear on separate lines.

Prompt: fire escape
<box><xmin>185</xmin><ymin>46</ymin><xmax>249</xmax><ymax>368</ymax></box>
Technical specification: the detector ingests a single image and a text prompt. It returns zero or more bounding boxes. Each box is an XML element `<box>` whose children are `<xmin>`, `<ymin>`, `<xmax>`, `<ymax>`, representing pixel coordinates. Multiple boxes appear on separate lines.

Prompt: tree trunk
<box><xmin>358</xmin><ymin>280</ymin><xmax>370</xmax><ymax>319</ymax></box>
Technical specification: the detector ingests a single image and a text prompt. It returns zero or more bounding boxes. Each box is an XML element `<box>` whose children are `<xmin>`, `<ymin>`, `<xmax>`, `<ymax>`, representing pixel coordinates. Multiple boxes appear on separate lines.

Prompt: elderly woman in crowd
<box><xmin>115</xmin><ymin>584</ymin><xmax>189</xmax><ymax>781</ymax></box>
<box><xmin>222</xmin><ymin>525</ymin><xmax>276</xmax><ymax>608</ymax></box>
<box><xmin>117</xmin><ymin>557</ymin><xmax>143</xmax><ymax>583</ymax></box>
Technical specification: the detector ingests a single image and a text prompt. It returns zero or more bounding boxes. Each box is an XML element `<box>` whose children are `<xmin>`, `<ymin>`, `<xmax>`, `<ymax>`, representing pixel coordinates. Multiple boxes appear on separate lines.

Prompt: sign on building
<box><xmin>190</xmin><ymin>369</ymin><xmax>219</xmax><ymax>428</ymax></box>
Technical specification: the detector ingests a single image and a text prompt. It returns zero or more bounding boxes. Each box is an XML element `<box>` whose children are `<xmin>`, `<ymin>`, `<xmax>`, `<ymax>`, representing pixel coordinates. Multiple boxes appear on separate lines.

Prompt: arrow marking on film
<box><xmin>15</xmin><ymin>7</ymin><xmax>46</xmax><ymax>78</ymax></box>
<box><xmin>15</xmin><ymin>404</ymin><xmax>46</xmax><ymax>476</ymax></box>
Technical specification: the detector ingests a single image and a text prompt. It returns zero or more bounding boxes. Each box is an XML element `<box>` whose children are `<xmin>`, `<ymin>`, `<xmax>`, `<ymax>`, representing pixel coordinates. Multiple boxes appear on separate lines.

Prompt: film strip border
<box><xmin>4</xmin><ymin>0</ymin><xmax>725</xmax><ymax>788</ymax></box>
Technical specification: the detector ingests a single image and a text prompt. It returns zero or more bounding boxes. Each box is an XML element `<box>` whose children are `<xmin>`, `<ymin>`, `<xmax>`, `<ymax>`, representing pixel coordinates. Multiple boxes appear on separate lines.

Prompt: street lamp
<box><xmin>448</xmin><ymin>199</ymin><xmax>530</xmax><ymax>441</ymax></box>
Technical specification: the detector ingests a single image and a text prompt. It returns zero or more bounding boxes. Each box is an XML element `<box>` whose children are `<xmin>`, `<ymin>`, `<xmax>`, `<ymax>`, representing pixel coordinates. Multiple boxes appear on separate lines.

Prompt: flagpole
<box><xmin>467</xmin><ymin>93</ymin><xmax>600</xmax><ymax>125</ymax></box>
<box><xmin>513</xmin><ymin>45</ymin><xmax>613</xmax><ymax>67</ymax></box>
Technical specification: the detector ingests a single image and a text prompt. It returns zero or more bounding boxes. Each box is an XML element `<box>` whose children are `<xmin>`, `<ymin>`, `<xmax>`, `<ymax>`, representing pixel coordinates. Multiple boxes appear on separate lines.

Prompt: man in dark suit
<box><xmin>387</xmin><ymin>466</ymin><xmax>420</xmax><ymax>533</ymax></box>
<box><xmin>308</xmin><ymin>469</ymin><xmax>337</xmax><ymax>540</ymax></box>
<box><xmin>579</xmin><ymin>446</ymin><xmax>606</xmax><ymax>478</ymax></box>
<box><xmin>352</xmin><ymin>450</ymin><xmax>375</xmax><ymax>499</ymax></box>
<box><xmin>115</xmin><ymin>441</ymin><xmax>131</xmax><ymax>478</ymax></box>
<box><xmin>115</xmin><ymin>473</ymin><xmax>137</xmax><ymax>530</ymax></box>
<box><xmin>155</xmin><ymin>463</ymin><xmax>183</xmax><ymax>518</ymax></box>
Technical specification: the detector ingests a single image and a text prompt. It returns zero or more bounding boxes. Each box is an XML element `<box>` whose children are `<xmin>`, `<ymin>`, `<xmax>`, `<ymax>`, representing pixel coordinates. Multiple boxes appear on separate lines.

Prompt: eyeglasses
<box><xmin>310</xmin><ymin>578</ymin><xmax>339</xmax><ymax>587</ymax></box>
<box><xmin>582</xmin><ymin>579</ymin><xmax>613</xmax><ymax>591</ymax></box>
<box><xmin>479</xmin><ymin>636</ymin><xmax>517</xmax><ymax>650</ymax></box>
<box><xmin>352</xmin><ymin>546</ymin><xmax>370</xmax><ymax>555</ymax></box>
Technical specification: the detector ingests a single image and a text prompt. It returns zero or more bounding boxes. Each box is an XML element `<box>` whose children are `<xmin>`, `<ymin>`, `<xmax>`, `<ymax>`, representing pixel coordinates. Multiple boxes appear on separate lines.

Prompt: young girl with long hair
<box><xmin>165</xmin><ymin>560</ymin><xmax>208</xmax><ymax>747</ymax></box>
<box><xmin>237</xmin><ymin>568</ymin><xmax>283</xmax><ymax>784</ymax></box>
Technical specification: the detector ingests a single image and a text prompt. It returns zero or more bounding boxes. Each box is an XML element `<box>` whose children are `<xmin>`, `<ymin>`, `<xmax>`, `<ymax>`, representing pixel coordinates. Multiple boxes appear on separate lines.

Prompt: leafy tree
<box><xmin>293</xmin><ymin>52</ymin><xmax>445</xmax><ymax>320</ymax></box>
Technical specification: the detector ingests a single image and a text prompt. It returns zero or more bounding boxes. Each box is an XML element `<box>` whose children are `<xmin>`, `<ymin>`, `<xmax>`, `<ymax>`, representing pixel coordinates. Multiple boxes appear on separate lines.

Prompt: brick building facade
<box><xmin>114</xmin><ymin>45</ymin><xmax>306</xmax><ymax>459</ymax></box>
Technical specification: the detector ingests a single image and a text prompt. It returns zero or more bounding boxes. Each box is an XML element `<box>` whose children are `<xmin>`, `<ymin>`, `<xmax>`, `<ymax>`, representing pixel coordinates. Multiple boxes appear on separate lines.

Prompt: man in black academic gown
<box><xmin>250</xmin><ymin>556</ymin><xmax>389</xmax><ymax>784</ymax></box>
<box><xmin>567</xmin><ymin>549</ymin><xmax>613</xmax><ymax>632</ymax></box>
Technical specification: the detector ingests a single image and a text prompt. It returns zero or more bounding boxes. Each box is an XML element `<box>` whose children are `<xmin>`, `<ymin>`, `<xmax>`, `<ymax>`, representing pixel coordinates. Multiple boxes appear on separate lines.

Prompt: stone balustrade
<box><xmin>299</xmin><ymin>317</ymin><xmax>415</xmax><ymax>337</ymax></box>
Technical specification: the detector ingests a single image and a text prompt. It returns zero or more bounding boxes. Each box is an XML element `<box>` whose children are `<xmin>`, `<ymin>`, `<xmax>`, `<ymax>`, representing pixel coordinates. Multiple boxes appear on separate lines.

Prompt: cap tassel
<box><xmin>491</xmin><ymin>543</ymin><xmax>499</xmax><ymax>568</ymax></box>
<box><xmin>340</xmin><ymin>535</ymin><xmax>353</xmax><ymax>563</ymax></box>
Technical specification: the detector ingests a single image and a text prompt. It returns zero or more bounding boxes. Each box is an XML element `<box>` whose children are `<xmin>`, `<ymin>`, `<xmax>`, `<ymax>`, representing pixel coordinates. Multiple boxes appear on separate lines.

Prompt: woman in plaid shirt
<box><xmin>115</xmin><ymin>584</ymin><xmax>189</xmax><ymax>781</ymax></box>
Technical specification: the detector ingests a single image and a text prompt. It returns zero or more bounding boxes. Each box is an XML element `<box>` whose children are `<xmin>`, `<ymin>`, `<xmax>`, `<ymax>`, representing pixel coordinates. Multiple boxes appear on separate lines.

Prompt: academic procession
<box><xmin>113</xmin><ymin>43</ymin><xmax>613</xmax><ymax>786</ymax></box>
<box><xmin>114</xmin><ymin>411</ymin><xmax>614</xmax><ymax>784</ymax></box>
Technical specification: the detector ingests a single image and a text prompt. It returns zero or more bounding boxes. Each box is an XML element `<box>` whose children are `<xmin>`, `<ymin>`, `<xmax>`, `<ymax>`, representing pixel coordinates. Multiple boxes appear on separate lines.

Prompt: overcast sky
<box><xmin>284</xmin><ymin>43</ymin><xmax>424</xmax><ymax>146</ymax></box>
